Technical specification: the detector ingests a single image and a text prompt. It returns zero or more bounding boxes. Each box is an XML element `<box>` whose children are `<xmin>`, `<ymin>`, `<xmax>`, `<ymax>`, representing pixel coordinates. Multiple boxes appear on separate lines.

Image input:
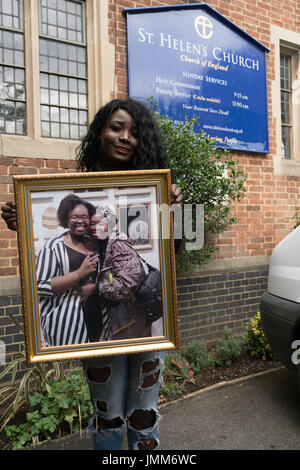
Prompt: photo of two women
<box><xmin>35</xmin><ymin>192</ymin><xmax>163</xmax><ymax>348</ymax></box>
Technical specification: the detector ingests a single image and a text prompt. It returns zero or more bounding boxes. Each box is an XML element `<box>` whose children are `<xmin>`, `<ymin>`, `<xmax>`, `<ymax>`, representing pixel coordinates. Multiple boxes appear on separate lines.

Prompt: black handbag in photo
<box><xmin>119</xmin><ymin>240</ymin><xmax>163</xmax><ymax>325</ymax></box>
<box><xmin>135</xmin><ymin>258</ymin><xmax>163</xmax><ymax>325</ymax></box>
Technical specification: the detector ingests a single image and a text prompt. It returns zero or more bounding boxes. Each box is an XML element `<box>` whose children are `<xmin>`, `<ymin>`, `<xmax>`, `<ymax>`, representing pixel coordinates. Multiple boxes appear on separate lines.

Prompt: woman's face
<box><xmin>99</xmin><ymin>109</ymin><xmax>139</xmax><ymax>169</ymax></box>
<box><xmin>90</xmin><ymin>214</ymin><xmax>109</xmax><ymax>240</ymax></box>
<box><xmin>68</xmin><ymin>204</ymin><xmax>90</xmax><ymax>237</ymax></box>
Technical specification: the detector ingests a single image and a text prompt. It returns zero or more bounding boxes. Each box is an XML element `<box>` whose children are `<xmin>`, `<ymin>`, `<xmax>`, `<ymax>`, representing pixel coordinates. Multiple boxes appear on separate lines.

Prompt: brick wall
<box><xmin>0</xmin><ymin>294</ymin><xmax>25</xmax><ymax>383</ymax></box>
<box><xmin>177</xmin><ymin>265</ymin><xmax>268</xmax><ymax>346</ymax></box>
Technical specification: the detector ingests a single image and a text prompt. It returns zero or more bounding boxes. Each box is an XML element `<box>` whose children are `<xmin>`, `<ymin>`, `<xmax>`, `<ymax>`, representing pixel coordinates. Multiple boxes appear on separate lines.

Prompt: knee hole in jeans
<box><xmin>142</xmin><ymin>358</ymin><xmax>159</xmax><ymax>373</ymax></box>
<box><xmin>88</xmin><ymin>366</ymin><xmax>111</xmax><ymax>383</ymax></box>
<box><xmin>97</xmin><ymin>400</ymin><xmax>107</xmax><ymax>413</ymax></box>
<box><xmin>129</xmin><ymin>408</ymin><xmax>156</xmax><ymax>431</ymax></box>
<box><xmin>141</xmin><ymin>370</ymin><xmax>160</xmax><ymax>388</ymax></box>
<box><xmin>97</xmin><ymin>416</ymin><xmax>124</xmax><ymax>431</ymax></box>
<box><xmin>141</xmin><ymin>359</ymin><xmax>160</xmax><ymax>388</ymax></box>
<box><xmin>137</xmin><ymin>438</ymin><xmax>157</xmax><ymax>451</ymax></box>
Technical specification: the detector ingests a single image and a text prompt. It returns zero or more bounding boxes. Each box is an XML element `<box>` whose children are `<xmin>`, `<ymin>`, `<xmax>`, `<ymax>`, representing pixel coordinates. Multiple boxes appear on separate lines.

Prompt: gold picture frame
<box><xmin>14</xmin><ymin>169</ymin><xmax>179</xmax><ymax>363</ymax></box>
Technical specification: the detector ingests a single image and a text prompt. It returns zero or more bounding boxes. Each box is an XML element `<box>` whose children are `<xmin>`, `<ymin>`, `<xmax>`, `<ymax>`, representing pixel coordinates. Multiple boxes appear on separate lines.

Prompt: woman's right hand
<box><xmin>77</xmin><ymin>253</ymin><xmax>99</xmax><ymax>279</ymax></box>
<box><xmin>74</xmin><ymin>282</ymin><xmax>96</xmax><ymax>300</ymax></box>
<box><xmin>1</xmin><ymin>202</ymin><xmax>17</xmax><ymax>231</ymax></box>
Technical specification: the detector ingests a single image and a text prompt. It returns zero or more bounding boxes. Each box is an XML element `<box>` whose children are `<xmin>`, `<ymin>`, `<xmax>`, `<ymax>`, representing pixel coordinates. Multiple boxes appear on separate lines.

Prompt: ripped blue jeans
<box><xmin>82</xmin><ymin>351</ymin><xmax>165</xmax><ymax>450</ymax></box>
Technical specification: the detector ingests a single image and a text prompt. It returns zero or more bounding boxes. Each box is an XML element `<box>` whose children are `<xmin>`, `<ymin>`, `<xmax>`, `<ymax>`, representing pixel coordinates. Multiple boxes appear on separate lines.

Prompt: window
<box><xmin>39</xmin><ymin>0</ymin><xmax>88</xmax><ymax>140</ymax></box>
<box><xmin>0</xmin><ymin>0</ymin><xmax>114</xmax><ymax>160</ymax></box>
<box><xmin>277</xmin><ymin>41</ymin><xmax>300</xmax><ymax>165</ymax></box>
<box><xmin>280</xmin><ymin>54</ymin><xmax>292</xmax><ymax>159</ymax></box>
<box><xmin>271</xmin><ymin>26</ymin><xmax>300</xmax><ymax>173</ymax></box>
<box><xmin>0</xmin><ymin>0</ymin><xmax>88</xmax><ymax>140</ymax></box>
<box><xmin>0</xmin><ymin>0</ymin><xmax>26</xmax><ymax>135</ymax></box>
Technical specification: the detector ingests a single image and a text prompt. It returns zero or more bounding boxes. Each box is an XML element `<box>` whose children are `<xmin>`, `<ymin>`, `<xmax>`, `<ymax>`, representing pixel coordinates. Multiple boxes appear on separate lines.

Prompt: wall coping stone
<box><xmin>176</xmin><ymin>256</ymin><xmax>270</xmax><ymax>279</ymax></box>
<box><xmin>0</xmin><ymin>275</ymin><xmax>21</xmax><ymax>297</ymax></box>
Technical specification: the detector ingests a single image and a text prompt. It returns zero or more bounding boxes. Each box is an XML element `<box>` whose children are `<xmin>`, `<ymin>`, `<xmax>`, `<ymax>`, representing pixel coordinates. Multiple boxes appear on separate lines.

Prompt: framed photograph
<box><xmin>117</xmin><ymin>202</ymin><xmax>153</xmax><ymax>250</ymax></box>
<box><xmin>13</xmin><ymin>169</ymin><xmax>179</xmax><ymax>363</ymax></box>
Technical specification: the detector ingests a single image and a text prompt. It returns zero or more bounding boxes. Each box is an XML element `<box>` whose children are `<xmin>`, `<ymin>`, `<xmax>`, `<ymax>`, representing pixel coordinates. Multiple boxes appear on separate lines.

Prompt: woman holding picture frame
<box><xmin>1</xmin><ymin>98</ymin><xmax>183</xmax><ymax>451</ymax></box>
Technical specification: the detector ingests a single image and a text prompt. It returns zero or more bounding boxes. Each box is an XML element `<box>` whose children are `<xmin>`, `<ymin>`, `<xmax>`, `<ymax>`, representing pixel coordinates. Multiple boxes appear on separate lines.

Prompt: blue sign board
<box><xmin>125</xmin><ymin>3</ymin><xmax>269</xmax><ymax>153</ymax></box>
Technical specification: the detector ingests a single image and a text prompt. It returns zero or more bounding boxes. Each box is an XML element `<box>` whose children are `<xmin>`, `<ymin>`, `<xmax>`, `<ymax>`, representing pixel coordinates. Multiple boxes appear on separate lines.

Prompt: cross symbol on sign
<box><xmin>194</xmin><ymin>16</ymin><xmax>213</xmax><ymax>39</ymax></box>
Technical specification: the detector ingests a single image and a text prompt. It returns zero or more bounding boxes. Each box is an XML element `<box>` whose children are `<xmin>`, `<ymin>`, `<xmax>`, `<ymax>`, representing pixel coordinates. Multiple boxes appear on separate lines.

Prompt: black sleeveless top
<box><xmin>65</xmin><ymin>245</ymin><xmax>97</xmax><ymax>284</ymax></box>
<box><xmin>65</xmin><ymin>245</ymin><xmax>101</xmax><ymax>342</ymax></box>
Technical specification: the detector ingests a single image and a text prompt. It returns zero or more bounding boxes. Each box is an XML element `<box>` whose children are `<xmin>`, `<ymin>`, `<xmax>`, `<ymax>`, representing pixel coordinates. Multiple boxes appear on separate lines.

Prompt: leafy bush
<box><xmin>244</xmin><ymin>312</ymin><xmax>275</xmax><ymax>361</ymax></box>
<box><xmin>215</xmin><ymin>328</ymin><xmax>244</xmax><ymax>367</ymax></box>
<box><xmin>184</xmin><ymin>341</ymin><xmax>214</xmax><ymax>373</ymax></box>
<box><xmin>0</xmin><ymin>313</ymin><xmax>67</xmax><ymax>432</ymax></box>
<box><xmin>150</xmin><ymin>102</ymin><xmax>246</xmax><ymax>270</ymax></box>
<box><xmin>5</xmin><ymin>367</ymin><xmax>93</xmax><ymax>449</ymax></box>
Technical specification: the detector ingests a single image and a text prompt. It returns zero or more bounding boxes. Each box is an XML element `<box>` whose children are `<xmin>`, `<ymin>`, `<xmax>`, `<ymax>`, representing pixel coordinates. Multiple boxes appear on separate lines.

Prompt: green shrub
<box><xmin>0</xmin><ymin>313</ymin><xmax>68</xmax><ymax>432</ymax></box>
<box><xmin>159</xmin><ymin>381</ymin><xmax>186</xmax><ymax>398</ymax></box>
<box><xmin>184</xmin><ymin>341</ymin><xmax>214</xmax><ymax>373</ymax></box>
<box><xmin>5</xmin><ymin>367</ymin><xmax>93</xmax><ymax>449</ymax></box>
<box><xmin>215</xmin><ymin>328</ymin><xmax>244</xmax><ymax>367</ymax></box>
<box><xmin>244</xmin><ymin>312</ymin><xmax>275</xmax><ymax>361</ymax></box>
<box><xmin>150</xmin><ymin>101</ymin><xmax>246</xmax><ymax>270</ymax></box>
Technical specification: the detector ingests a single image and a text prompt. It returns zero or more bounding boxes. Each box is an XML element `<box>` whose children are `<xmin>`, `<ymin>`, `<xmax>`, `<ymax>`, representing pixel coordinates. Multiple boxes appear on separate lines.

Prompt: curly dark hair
<box><xmin>76</xmin><ymin>98</ymin><xmax>169</xmax><ymax>172</ymax></box>
<box><xmin>57</xmin><ymin>194</ymin><xmax>96</xmax><ymax>228</ymax></box>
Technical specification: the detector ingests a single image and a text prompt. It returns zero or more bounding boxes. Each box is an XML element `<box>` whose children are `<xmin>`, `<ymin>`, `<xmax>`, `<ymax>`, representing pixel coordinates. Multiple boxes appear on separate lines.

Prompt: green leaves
<box><xmin>184</xmin><ymin>341</ymin><xmax>214</xmax><ymax>373</ymax></box>
<box><xmin>4</xmin><ymin>367</ymin><xmax>93</xmax><ymax>449</ymax></box>
<box><xmin>150</xmin><ymin>101</ymin><xmax>247</xmax><ymax>270</ymax></box>
<box><xmin>244</xmin><ymin>312</ymin><xmax>275</xmax><ymax>361</ymax></box>
<box><xmin>0</xmin><ymin>313</ymin><xmax>67</xmax><ymax>433</ymax></box>
<box><xmin>214</xmin><ymin>328</ymin><xmax>244</xmax><ymax>367</ymax></box>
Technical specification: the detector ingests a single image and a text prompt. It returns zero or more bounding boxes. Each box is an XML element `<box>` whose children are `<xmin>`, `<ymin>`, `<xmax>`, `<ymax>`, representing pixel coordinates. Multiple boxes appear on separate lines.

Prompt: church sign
<box><xmin>125</xmin><ymin>3</ymin><xmax>269</xmax><ymax>153</ymax></box>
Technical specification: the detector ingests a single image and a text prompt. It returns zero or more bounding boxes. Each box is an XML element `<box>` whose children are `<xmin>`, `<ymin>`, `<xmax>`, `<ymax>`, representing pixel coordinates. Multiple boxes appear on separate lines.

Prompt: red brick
<box><xmin>15</xmin><ymin>158</ymin><xmax>44</xmax><ymax>167</ymax></box>
<box><xmin>0</xmin><ymin>267</ymin><xmax>17</xmax><ymax>276</ymax></box>
<box><xmin>59</xmin><ymin>161</ymin><xmax>77</xmax><ymax>170</ymax></box>
<box><xmin>9</xmin><ymin>167</ymin><xmax>38</xmax><ymax>175</ymax></box>
<box><xmin>46</xmin><ymin>160</ymin><xmax>59</xmax><ymax>168</ymax></box>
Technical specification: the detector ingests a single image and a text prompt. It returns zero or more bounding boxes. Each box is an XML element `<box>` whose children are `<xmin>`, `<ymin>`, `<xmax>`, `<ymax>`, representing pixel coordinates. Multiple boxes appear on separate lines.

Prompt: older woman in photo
<box><xmin>36</xmin><ymin>193</ymin><xmax>99</xmax><ymax>346</ymax></box>
<box><xmin>88</xmin><ymin>205</ymin><xmax>149</xmax><ymax>340</ymax></box>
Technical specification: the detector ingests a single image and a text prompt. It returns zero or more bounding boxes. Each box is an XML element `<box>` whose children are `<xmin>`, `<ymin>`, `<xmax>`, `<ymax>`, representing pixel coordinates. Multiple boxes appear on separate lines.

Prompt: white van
<box><xmin>260</xmin><ymin>225</ymin><xmax>300</xmax><ymax>384</ymax></box>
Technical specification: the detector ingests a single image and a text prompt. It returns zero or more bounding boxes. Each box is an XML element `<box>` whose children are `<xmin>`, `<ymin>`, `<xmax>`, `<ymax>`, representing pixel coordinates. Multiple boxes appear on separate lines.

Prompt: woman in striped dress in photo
<box><xmin>36</xmin><ymin>193</ymin><xmax>99</xmax><ymax>346</ymax></box>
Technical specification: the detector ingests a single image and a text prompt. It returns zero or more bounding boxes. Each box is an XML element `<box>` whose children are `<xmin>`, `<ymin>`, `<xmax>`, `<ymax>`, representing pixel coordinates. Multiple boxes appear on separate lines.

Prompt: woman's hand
<box><xmin>171</xmin><ymin>184</ymin><xmax>183</xmax><ymax>206</ymax></box>
<box><xmin>1</xmin><ymin>202</ymin><xmax>17</xmax><ymax>231</ymax></box>
<box><xmin>51</xmin><ymin>254</ymin><xmax>99</xmax><ymax>296</ymax></box>
<box><xmin>74</xmin><ymin>282</ymin><xmax>96</xmax><ymax>300</ymax></box>
<box><xmin>77</xmin><ymin>253</ymin><xmax>99</xmax><ymax>279</ymax></box>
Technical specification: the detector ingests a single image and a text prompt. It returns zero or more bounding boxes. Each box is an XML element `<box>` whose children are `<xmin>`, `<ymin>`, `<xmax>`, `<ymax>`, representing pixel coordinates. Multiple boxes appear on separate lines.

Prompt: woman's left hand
<box><xmin>171</xmin><ymin>184</ymin><xmax>183</xmax><ymax>206</ymax></box>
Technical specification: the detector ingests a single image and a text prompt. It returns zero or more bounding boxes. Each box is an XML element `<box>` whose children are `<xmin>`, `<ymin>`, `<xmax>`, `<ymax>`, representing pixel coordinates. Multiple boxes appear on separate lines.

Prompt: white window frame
<box><xmin>0</xmin><ymin>0</ymin><xmax>115</xmax><ymax>160</ymax></box>
<box><xmin>272</xmin><ymin>25</ymin><xmax>300</xmax><ymax>176</ymax></box>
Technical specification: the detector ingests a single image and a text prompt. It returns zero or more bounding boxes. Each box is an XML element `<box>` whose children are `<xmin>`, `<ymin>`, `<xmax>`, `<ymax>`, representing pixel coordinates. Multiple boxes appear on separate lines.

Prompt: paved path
<box><xmin>159</xmin><ymin>367</ymin><xmax>300</xmax><ymax>450</ymax></box>
<box><xmin>29</xmin><ymin>367</ymin><xmax>300</xmax><ymax>451</ymax></box>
